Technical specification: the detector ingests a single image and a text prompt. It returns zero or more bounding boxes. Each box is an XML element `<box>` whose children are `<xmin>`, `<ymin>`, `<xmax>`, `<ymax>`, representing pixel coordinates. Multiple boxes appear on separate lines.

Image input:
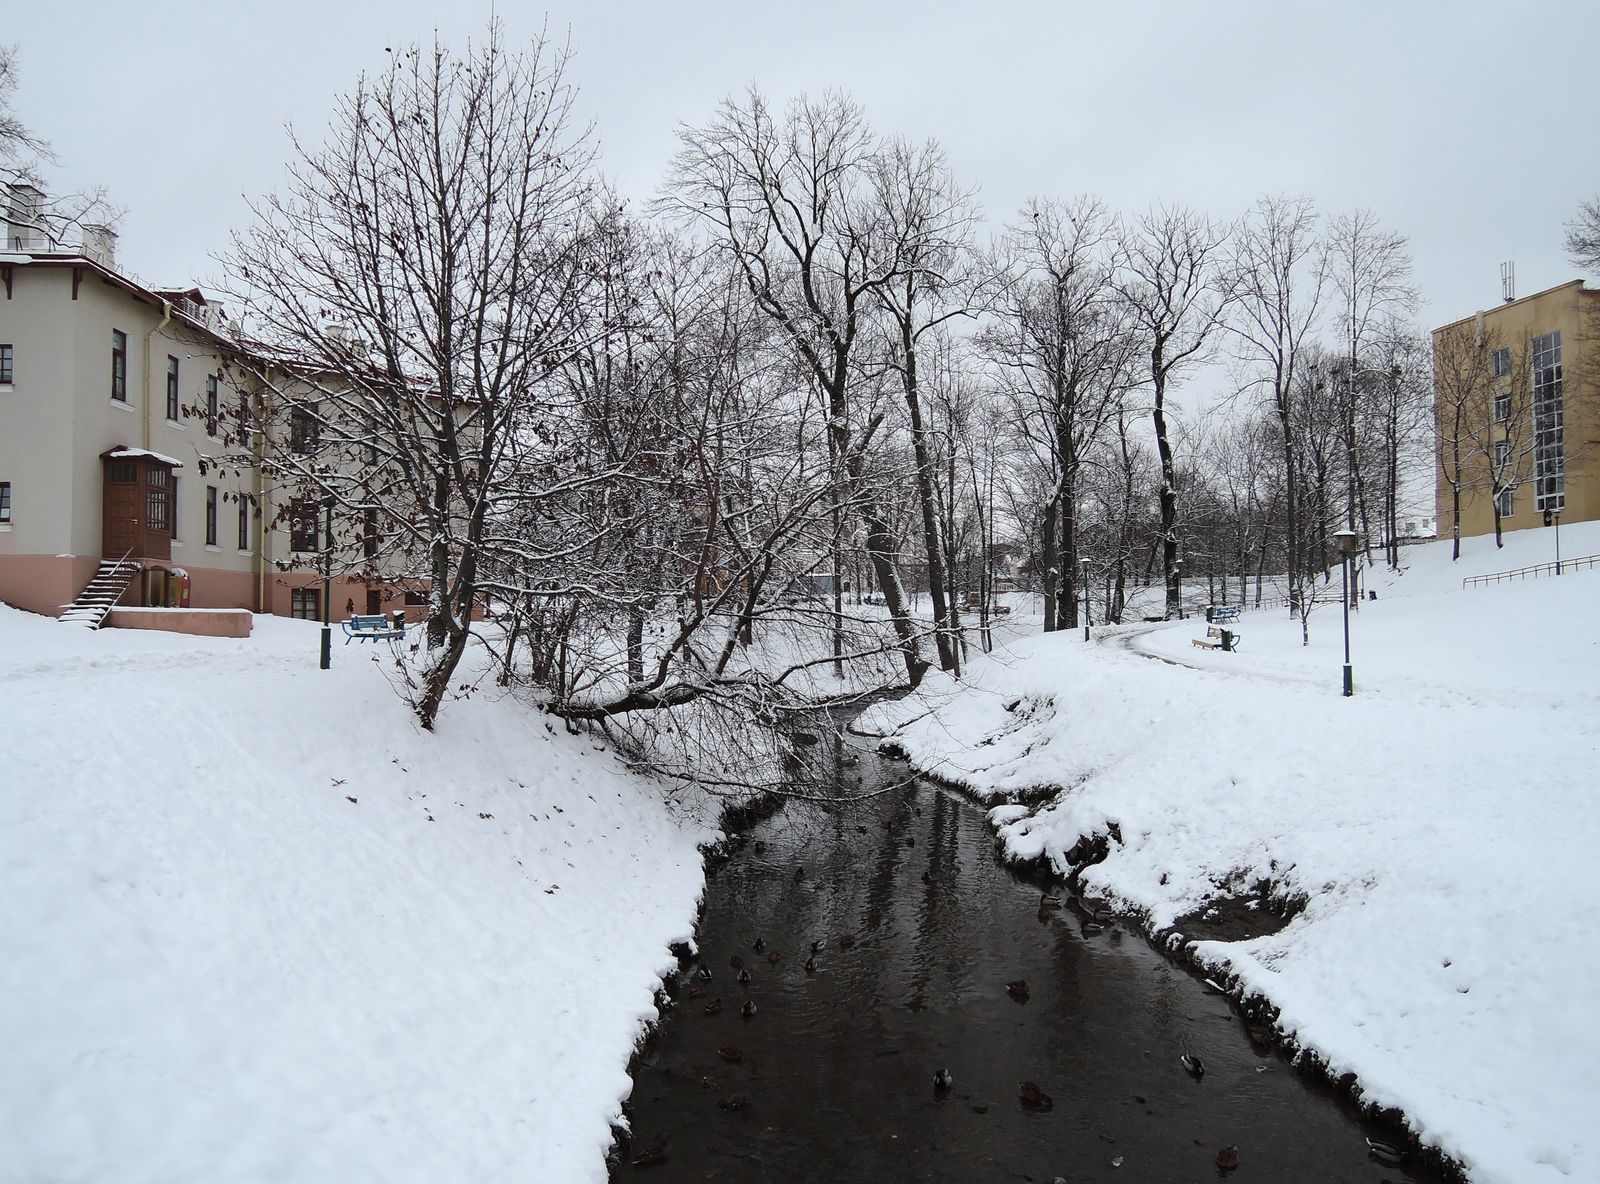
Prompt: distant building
<box><xmin>1433</xmin><ymin>279</ymin><xmax>1599</xmax><ymax>539</ymax></box>
<box><xmin>0</xmin><ymin>182</ymin><xmax>424</xmax><ymax>624</ymax></box>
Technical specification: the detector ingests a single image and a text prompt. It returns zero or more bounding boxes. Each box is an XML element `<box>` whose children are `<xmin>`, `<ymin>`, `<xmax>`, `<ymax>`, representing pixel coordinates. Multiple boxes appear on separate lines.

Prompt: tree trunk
<box><xmin>1151</xmin><ymin>359</ymin><xmax>1181</xmax><ymax>619</ymax></box>
<box><xmin>899</xmin><ymin>342</ymin><xmax>956</xmax><ymax>672</ymax></box>
<box><xmin>1041</xmin><ymin>498</ymin><xmax>1059</xmax><ymax>632</ymax></box>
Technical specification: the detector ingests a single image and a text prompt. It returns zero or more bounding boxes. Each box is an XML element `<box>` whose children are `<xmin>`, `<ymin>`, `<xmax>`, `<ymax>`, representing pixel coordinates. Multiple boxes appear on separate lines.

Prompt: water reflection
<box><xmin>619</xmin><ymin>742</ymin><xmax>1441</xmax><ymax>1183</ymax></box>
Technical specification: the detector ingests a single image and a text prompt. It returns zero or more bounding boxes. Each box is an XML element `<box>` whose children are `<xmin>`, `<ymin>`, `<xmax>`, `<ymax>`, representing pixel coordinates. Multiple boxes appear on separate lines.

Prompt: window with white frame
<box><xmin>111</xmin><ymin>330</ymin><xmax>127</xmax><ymax>401</ymax></box>
<box><xmin>1494</xmin><ymin>440</ymin><xmax>1511</xmax><ymax>469</ymax></box>
<box><xmin>1531</xmin><ymin>330</ymin><xmax>1565</xmax><ymax>513</ymax></box>
<box><xmin>1492</xmin><ymin>346</ymin><xmax>1511</xmax><ymax>378</ymax></box>
<box><xmin>0</xmin><ymin>343</ymin><xmax>13</xmax><ymax>385</ymax></box>
<box><xmin>166</xmin><ymin>356</ymin><xmax>180</xmax><ymax>421</ymax></box>
<box><xmin>1494</xmin><ymin>392</ymin><xmax>1511</xmax><ymax>423</ymax></box>
<box><xmin>206</xmin><ymin>374</ymin><xmax>220</xmax><ymax>436</ymax></box>
<box><xmin>0</xmin><ymin>481</ymin><xmax>11</xmax><ymax>524</ymax></box>
<box><xmin>205</xmin><ymin>485</ymin><xmax>218</xmax><ymax>546</ymax></box>
<box><xmin>1496</xmin><ymin>486</ymin><xmax>1515</xmax><ymax>518</ymax></box>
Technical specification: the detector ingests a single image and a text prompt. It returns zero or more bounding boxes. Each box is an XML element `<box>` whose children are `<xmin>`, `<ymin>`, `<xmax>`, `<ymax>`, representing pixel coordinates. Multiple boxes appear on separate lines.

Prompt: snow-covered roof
<box><xmin>104</xmin><ymin>447</ymin><xmax>183</xmax><ymax>469</ymax></box>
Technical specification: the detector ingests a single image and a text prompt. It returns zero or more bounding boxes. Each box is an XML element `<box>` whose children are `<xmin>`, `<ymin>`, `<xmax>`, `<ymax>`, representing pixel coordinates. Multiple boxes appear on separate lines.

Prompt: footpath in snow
<box><xmin>0</xmin><ymin>608</ymin><xmax>720</xmax><ymax>1183</ymax></box>
<box><xmin>857</xmin><ymin>523</ymin><xmax>1600</xmax><ymax>1184</ymax></box>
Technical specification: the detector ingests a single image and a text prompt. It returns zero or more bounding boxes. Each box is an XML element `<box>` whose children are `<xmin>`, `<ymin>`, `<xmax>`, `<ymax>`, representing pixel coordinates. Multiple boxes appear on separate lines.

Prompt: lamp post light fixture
<box><xmin>1332</xmin><ymin>529</ymin><xmax>1358</xmax><ymax>697</ymax></box>
<box><xmin>1545</xmin><ymin>507</ymin><xmax>1563</xmax><ymax>574</ymax></box>
<box><xmin>1081</xmin><ymin>558</ymin><xmax>1092</xmax><ymax>642</ymax></box>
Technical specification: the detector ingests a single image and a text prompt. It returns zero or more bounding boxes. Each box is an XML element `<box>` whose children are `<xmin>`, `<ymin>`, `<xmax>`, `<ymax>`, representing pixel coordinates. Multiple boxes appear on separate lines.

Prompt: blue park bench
<box><xmin>342</xmin><ymin>613</ymin><xmax>406</xmax><ymax>644</ymax></box>
<box><xmin>1205</xmin><ymin>604</ymin><xmax>1242</xmax><ymax>624</ymax></box>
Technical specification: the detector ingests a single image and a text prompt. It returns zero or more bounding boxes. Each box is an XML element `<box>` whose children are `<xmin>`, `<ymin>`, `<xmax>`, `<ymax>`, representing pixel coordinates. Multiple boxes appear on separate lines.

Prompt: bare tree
<box><xmin>223</xmin><ymin>25</ymin><xmax>604</xmax><ymax>729</ymax></box>
<box><xmin>1327</xmin><ymin>210</ymin><xmax>1417</xmax><ymax>584</ymax></box>
<box><xmin>667</xmin><ymin>88</ymin><xmax>929</xmax><ymax>686</ymax></box>
<box><xmin>0</xmin><ymin>46</ymin><xmax>48</xmax><ymax>166</ymax></box>
<box><xmin>1117</xmin><ymin>207</ymin><xmax>1235</xmax><ymax>619</ymax></box>
<box><xmin>870</xmin><ymin>137</ymin><xmax>987</xmax><ymax>673</ymax></box>
<box><xmin>1228</xmin><ymin>195</ymin><xmax>1326</xmax><ymax>615</ymax></box>
<box><xmin>1361</xmin><ymin>323</ymin><xmax>1434</xmax><ymax>567</ymax></box>
<box><xmin>984</xmin><ymin>196</ymin><xmax>1137</xmax><ymax>632</ymax></box>
<box><xmin>1432</xmin><ymin>320</ymin><xmax>1493</xmax><ymax>560</ymax></box>
<box><xmin>1564</xmin><ymin>197</ymin><xmax>1600</xmax><ymax>272</ymax></box>
<box><xmin>1</xmin><ymin>46</ymin><xmax>117</xmax><ymax>246</ymax></box>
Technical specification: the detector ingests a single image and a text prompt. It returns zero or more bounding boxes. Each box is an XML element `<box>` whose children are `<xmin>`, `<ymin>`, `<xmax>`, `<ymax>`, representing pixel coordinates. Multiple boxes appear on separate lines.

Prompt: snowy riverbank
<box><xmin>855</xmin><ymin>523</ymin><xmax>1600</xmax><ymax>1184</ymax></box>
<box><xmin>0</xmin><ymin>607</ymin><xmax>721</xmax><ymax>1183</ymax></box>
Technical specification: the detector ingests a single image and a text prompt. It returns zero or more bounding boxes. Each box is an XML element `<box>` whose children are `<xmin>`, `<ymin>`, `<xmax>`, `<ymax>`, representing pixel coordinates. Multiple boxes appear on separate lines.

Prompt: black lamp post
<box><xmin>1333</xmin><ymin>529</ymin><xmax>1358</xmax><ymax>696</ymax></box>
<box><xmin>1173</xmin><ymin>557</ymin><xmax>1184</xmax><ymax>621</ymax></box>
<box><xmin>319</xmin><ymin>497</ymin><xmax>333</xmax><ymax>671</ymax></box>
<box><xmin>1081</xmin><ymin>558</ymin><xmax>1092</xmax><ymax>642</ymax></box>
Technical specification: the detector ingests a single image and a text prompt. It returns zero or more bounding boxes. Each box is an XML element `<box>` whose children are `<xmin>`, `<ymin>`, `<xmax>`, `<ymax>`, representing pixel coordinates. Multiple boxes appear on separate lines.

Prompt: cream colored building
<box><xmin>1433</xmin><ymin>279</ymin><xmax>1599</xmax><ymax>540</ymax></box>
<box><xmin>0</xmin><ymin>186</ymin><xmax>416</xmax><ymax>623</ymax></box>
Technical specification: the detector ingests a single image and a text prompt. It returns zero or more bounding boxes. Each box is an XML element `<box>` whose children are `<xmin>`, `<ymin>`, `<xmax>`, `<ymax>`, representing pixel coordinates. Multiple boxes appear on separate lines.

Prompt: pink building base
<box><xmin>104</xmin><ymin>607</ymin><xmax>253</xmax><ymax>638</ymax></box>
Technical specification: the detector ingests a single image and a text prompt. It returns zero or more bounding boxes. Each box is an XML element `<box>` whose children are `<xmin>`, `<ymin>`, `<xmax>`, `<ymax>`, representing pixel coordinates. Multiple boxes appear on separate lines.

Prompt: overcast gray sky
<box><xmin>8</xmin><ymin>0</ymin><xmax>1599</xmax><ymax>333</ymax></box>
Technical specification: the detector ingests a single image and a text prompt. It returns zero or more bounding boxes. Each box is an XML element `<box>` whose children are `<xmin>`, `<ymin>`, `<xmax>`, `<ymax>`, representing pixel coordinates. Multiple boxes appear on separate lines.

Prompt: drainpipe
<box><xmin>142</xmin><ymin>299</ymin><xmax>173</xmax><ymax>450</ymax></box>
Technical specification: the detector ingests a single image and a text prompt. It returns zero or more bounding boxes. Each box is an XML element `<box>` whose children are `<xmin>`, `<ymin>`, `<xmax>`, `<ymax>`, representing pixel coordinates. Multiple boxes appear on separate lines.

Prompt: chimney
<box><xmin>81</xmin><ymin>224</ymin><xmax>118</xmax><ymax>268</ymax></box>
<box><xmin>4</xmin><ymin>182</ymin><xmax>51</xmax><ymax>252</ymax></box>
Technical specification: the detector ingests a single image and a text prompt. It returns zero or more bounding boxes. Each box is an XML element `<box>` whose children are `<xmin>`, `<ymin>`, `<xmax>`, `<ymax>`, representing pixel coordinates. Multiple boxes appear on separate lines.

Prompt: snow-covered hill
<box><xmin>858</xmin><ymin>521</ymin><xmax>1600</xmax><ymax>1184</ymax></box>
<box><xmin>0</xmin><ymin>609</ymin><xmax>718</xmax><ymax>1183</ymax></box>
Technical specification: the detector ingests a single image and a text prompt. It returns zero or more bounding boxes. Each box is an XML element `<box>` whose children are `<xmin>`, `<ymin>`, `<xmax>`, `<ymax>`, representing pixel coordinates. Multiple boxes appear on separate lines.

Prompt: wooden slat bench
<box><xmin>1192</xmin><ymin>625</ymin><xmax>1241</xmax><ymax>652</ymax></box>
<box><xmin>342</xmin><ymin>614</ymin><xmax>405</xmax><ymax>644</ymax></box>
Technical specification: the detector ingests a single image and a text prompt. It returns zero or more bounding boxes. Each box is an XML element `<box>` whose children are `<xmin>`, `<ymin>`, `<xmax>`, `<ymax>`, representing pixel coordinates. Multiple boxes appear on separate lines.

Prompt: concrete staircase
<box><xmin>59</xmin><ymin>558</ymin><xmax>142</xmax><ymax>629</ymax></box>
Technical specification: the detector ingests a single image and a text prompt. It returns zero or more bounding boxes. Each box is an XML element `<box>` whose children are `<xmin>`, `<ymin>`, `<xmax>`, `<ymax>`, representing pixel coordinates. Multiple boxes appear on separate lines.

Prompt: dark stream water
<box><xmin>617</xmin><ymin>737</ymin><xmax>1442</xmax><ymax>1184</ymax></box>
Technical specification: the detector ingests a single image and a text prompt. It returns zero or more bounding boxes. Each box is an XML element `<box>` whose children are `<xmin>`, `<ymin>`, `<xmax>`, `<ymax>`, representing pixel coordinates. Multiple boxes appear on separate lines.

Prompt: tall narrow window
<box><xmin>0</xmin><ymin>481</ymin><xmax>11</xmax><ymax>524</ymax></box>
<box><xmin>363</xmin><ymin>505</ymin><xmax>380</xmax><ymax>560</ymax></box>
<box><xmin>1531</xmin><ymin>330</ymin><xmax>1565</xmax><ymax>513</ymax></box>
<box><xmin>238</xmin><ymin>497</ymin><xmax>250</xmax><ymax>550</ymax></box>
<box><xmin>1496</xmin><ymin>486</ymin><xmax>1515</xmax><ymax>518</ymax></box>
<box><xmin>290</xmin><ymin>499</ymin><xmax>320</xmax><ymax>552</ymax></box>
<box><xmin>237</xmin><ymin>391</ymin><xmax>251</xmax><ymax>445</ymax></box>
<box><xmin>1493</xmin><ymin>392</ymin><xmax>1511</xmax><ymax>423</ymax></box>
<box><xmin>111</xmin><ymin>330</ymin><xmax>127</xmax><ymax>401</ymax></box>
<box><xmin>1492</xmin><ymin>346</ymin><xmax>1511</xmax><ymax>378</ymax></box>
<box><xmin>171</xmin><ymin>476</ymin><xmax>180</xmax><ymax>539</ymax></box>
<box><xmin>0</xmin><ymin>344</ymin><xmax>13</xmax><ymax>384</ymax></box>
<box><xmin>166</xmin><ymin>356</ymin><xmax>180</xmax><ymax>421</ymax></box>
<box><xmin>205</xmin><ymin>486</ymin><xmax>218</xmax><ymax>546</ymax></box>
<box><xmin>1493</xmin><ymin>440</ymin><xmax>1511</xmax><ymax>469</ymax></box>
<box><xmin>290</xmin><ymin>405</ymin><xmax>320</xmax><ymax>454</ymax></box>
<box><xmin>206</xmin><ymin>374</ymin><xmax>220</xmax><ymax>436</ymax></box>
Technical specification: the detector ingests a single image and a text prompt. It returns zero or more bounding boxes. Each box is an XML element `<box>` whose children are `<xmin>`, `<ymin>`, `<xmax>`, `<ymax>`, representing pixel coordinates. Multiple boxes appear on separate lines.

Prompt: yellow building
<box><xmin>1433</xmin><ymin>279</ymin><xmax>1599</xmax><ymax>541</ymax></box>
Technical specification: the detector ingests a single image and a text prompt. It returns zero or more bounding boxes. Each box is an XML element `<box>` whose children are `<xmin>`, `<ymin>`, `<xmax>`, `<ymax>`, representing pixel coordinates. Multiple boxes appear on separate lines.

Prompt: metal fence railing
<box><xmin>1463</xmin><ymin>553</ymin><xmax>1600</xmax><ymax>589</ymax></box>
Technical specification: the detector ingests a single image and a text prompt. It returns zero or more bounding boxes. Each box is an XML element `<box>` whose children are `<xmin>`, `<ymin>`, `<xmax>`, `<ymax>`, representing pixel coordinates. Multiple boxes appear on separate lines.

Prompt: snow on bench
<box><xmin>1191</xmin><ymin>625</ymin><xmax>1241</xmax><ymax>653</ymax></box>
<box><xmin>341</xmin><ymin>614</ymin><xmax>405</xmax><ymax>644</ymax></box>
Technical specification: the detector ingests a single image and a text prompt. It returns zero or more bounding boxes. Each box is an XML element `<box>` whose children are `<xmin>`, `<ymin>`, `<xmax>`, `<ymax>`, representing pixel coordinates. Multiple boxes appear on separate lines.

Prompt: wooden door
<box><xmin>102</xmin><ymin>459</ymin><xmax>141</xmax><ymax>557</ymax></box>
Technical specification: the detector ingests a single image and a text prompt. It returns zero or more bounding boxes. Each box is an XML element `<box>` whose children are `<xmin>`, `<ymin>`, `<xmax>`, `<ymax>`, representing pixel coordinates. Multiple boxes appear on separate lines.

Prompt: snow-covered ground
<box><xmin>0</xmin><ymin>608</ymin><xmax>721</xmax><ymax>1183</ymax></box>
<box><xmin>857</xmin><ymin>523</ymin><xmax>1600</xmax><ymax>1184</ymax></box>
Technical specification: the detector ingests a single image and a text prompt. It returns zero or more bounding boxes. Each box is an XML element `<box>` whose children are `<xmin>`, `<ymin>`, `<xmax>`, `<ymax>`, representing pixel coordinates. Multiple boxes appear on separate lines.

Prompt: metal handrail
<box><xmin>1463</xmin><ymin>553</ymin><xmax>1600</xmax><ymax>589</ymax></box>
